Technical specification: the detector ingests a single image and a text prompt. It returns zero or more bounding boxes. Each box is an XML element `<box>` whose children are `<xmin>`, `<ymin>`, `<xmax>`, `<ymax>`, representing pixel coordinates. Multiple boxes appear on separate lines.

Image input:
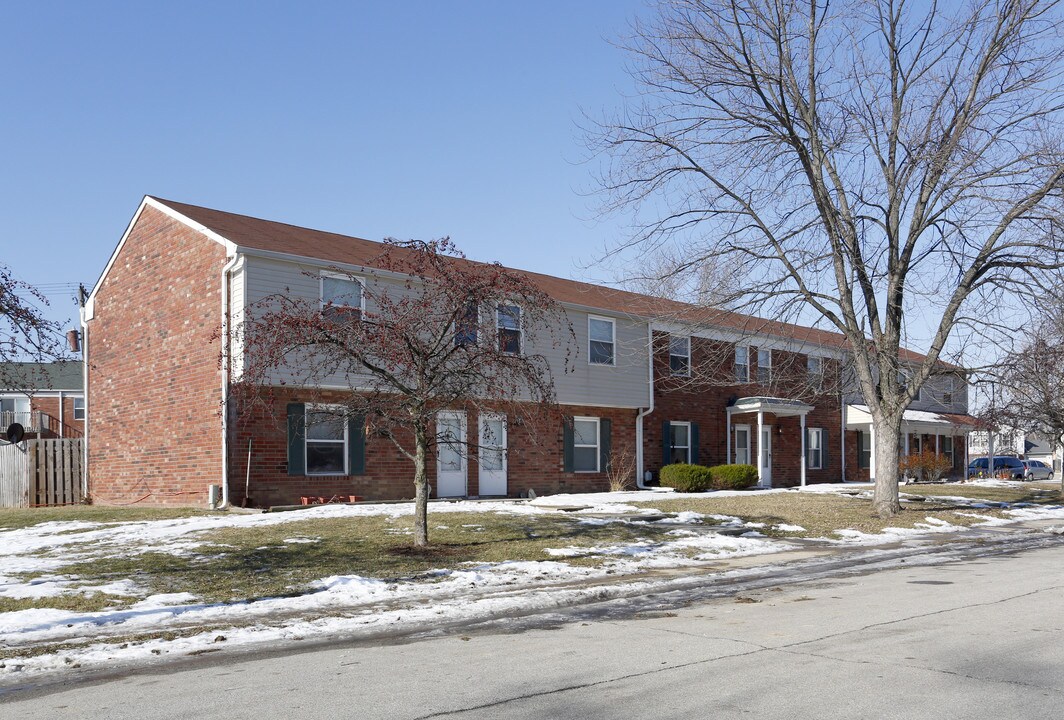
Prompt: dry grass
<box><xmin>906</xmin><ymin>483</ymin><xmax>1061</xmax><ymax>504</ymax></box>
<box><xmin>0</xmin><ymin>505</ymin><xmax>209</xmax><ymax>531</ymax></box>
<box><xmin>644</xmin><ymin>491</ymin><xmax>1021</xmax><ymax>538</ymax></box>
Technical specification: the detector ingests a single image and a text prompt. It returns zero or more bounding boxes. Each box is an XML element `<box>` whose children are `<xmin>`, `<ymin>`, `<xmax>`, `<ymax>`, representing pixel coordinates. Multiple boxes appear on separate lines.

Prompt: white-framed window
<box><xmin>899</xmin><ymin>368</ymin><xmax>922</xmax><ymax>401</ymax></box>
<box><xmin>669</xmin><ymin>421</ymin><xmax>691</xmax><ymax>464</ymax></box>
<box><xmin>942</xmin><ymin>376</ymin><xmax>955</xmax><ymax>405</ymax></box>
<box><xmin>572</xmin><ymin>417</ymin><xmax>600</xmax><ymax>472</ymax></box>
<box><xmin>497</xmin><ymin>304</ymin><xmax>522</xmax><ymax>354</ymax></box>
<box><xmin>0</xmin><ymin>396</ymin><xmax>30</xmax><ymax>416</ymax></box>
<box><xmin>807</xmin><ymin>427</ymin><xmax>824</xmax><ymax>470</ymax></box>
<box><xmin>73</xmin><ymin>397</ymin><xmax>85</xmax><ymax>421</ymax></box>
<box><xmin>320</xmin><ymin>272</ymin><xmax>365</xmax><ymax>319</ymax></box>
<box><xmin>734</xmin><ymin>424</ymin><xmax>751</xmax><ymax>465</ymax></box>
<box><xmin>305</xmin><ymin>406</ymin><xmax>348</xmax><ymax>476</ymax></box>
<box><xmin>669</xmin><ymin>335</ymin><xmax>690</xmax><ymax>376</ymax></box>
<box><xmin>455</xmin><ymin>301</ymin><xmax>478</xmax><ymax>347</ymax></box>
<box><xmin>735</xmin><ymin>346</ymin><xmax>750</xmax><ymax>382</ymax></box>
<box><xmin>757</xmin><ymin>349</ymin><xmax>771</xmax><ymax>384</ymax></box>
<box><xmin>807</xmin><ymin>355</ymin><xmax>823</xmax><ymax>390</ymax></box>
<box><xmin>588</xmin><ymin>316</ymin><xmax>616</xmax><ymax>365</ymax></box>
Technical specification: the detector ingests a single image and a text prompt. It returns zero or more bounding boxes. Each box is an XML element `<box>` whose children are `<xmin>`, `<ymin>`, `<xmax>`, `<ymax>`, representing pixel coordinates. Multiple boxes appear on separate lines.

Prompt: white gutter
<box><xmin>217</xmin><ymin>253</ymin><xmax>241</xmax><ymax>509</ymax></box>
<box><xmin>635</xmin><ymin>322</ymin><xmax>655</xmax><ymax>489</ymax></box>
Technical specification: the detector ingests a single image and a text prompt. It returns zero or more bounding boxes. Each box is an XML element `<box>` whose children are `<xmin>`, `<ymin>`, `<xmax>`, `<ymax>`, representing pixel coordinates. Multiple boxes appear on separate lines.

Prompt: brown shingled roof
<box><xmin>151</xmin><ymin>196</ymin><xmax>954</xmax><ymax>368</ymax></box>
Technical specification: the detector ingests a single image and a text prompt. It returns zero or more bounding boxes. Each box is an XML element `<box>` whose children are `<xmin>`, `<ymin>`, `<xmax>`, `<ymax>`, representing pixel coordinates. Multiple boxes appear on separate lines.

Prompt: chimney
<box><xmin>67</xmin><ymin>329</ymin><xmax>81</xmax><ymax>353</ymax></box>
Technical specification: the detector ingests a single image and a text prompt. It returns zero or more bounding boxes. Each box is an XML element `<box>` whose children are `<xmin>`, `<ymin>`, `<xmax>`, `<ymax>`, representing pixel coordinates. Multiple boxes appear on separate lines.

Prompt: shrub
<box><xmin>899</xmin><ymin>451</ymin><xmax>953</xmax><ymax>483</ymax></box>
<box><xmin>708</xmin><ymin>464</ymin><xmax>759</xmax><ymax>490</ymax></box>
<box><xmin>659</xmin><ymin>463</ymin><xmax>715</xmax><ymax>492</ymax></box>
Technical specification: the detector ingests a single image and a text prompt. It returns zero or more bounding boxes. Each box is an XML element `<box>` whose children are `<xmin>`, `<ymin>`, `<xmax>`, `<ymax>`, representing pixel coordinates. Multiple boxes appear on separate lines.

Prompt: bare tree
<box><xmin>592</xmin><ymin>0</ymin><xmax>1064</xmax><ymax>516</ymax></box>
<box><xmin>992</xmin><ymin>295</ymin><xmax>1064</xmax><ymax>489</ymax></box>
<box><xmin>0</xmin><ymin>263</ymin><xmax>67</xmax><ymax>390</ymax></box>
<box><xmin>237</xmin><ymin>239</ymin><xmax>573</xmax><ymax>547</ymax></box>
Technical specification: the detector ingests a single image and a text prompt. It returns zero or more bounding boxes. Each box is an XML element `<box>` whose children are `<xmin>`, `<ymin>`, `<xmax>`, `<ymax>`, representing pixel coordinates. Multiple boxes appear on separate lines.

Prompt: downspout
<box><xmin>635</xmin><ymin>322</ymin><xmax>655</xmax><ymax>489</ymax></box>
<box><xmin>58</xmin><ymin>391</ymin><xmax>64</xmax><ymax>438</ymax></box>
<box><xmin>218</xmin><ymin>253</ymin><xmax>241</xmax><ymax>510</ymax></box>
<box><xmin>80</xmin><ymin>306</ymin><xmax>89</xmax><ymax>499</ymax></box>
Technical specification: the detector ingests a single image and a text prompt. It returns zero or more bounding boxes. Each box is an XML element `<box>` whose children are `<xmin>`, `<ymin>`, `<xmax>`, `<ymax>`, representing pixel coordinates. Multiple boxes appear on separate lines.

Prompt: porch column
<box><xmin>904</xmin><ymin>431</ymin><xmax>909</xmax><ymax>457</ymax></box>
<box><xmin>869</xmin><ymin>425</ymin><xmax>877</xmax><ymax>482</ymax></box>
<box><xmin>964</xmin><ymin>434</ymin><xmax>970</xmax><ymax>480</ymax></box>
<box><xmin>726</xmin><ymin>409</ymin><xmax>732</xmax><ymax>465</ymax></box>
<box><xmin>800</xmin><ymin>413</ymin><xmax>807</xmax><ymax>487</ymax></box>
<box><xmin>756</xmin><ymin>410</ymin><xmax>764</xmax><ymax>485</ymax></box>
<box><xmin>936</xmin><ymin>433</ymin><xmax>940</xmax><ymax>455</ymax></box>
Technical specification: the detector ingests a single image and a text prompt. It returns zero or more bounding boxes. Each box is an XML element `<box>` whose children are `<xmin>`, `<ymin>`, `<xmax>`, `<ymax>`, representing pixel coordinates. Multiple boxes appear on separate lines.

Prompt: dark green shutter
<box><xmin>348</xmin><ymin>414</ymin><xmax>366</xmax><ymax>475</ymax></box>
<box><xmin>563</xmin><ymin>419</ymin><xmax>574</xmax><ymax>472</ymax></box>
<box><xmin>822</xmin><ymin>429</ymin><xmax>830</xmax><ymax>469</ymax></box>
<box><xmin>690</xmin><ymin>423</ymin><xmax>699</xmax><ymax>465</ymax></box>
<box><xmin>287</xmin><ymin>403</ymin><xmax>306</xmax><ymax>476</ymax></box>
<box><xmin>599</xmin><ymin>419</ymin><xmax>612</xmax><ymax>473</ymax></box>
<box><xmin>662</xmin><ymin>421</ymin><xmax>671</xmax><ymax>465</ymax></box>
<box><xmin>804</xmin><ymin>427</ymin><xmax>810</xmax><ymax>468</ymax></box>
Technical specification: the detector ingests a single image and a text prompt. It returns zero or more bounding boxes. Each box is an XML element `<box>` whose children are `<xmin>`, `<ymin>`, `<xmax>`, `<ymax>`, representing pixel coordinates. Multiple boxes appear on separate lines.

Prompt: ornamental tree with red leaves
<box><xmin>236</xmin><ymin>238</ymin><xmax>574</xmax><ymax>546</ymax></box>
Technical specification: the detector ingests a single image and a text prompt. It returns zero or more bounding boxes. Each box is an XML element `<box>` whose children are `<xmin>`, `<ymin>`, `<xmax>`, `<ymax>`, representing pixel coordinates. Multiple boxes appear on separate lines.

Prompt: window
<box><xmin>320</xmin><ymin>273</ymin><xmax>364</xmax><ymax>319</ymax></box>
<box><xmin>497</xmin><ymin>305</ymin><xmax>522</xmax><ymax>354</ymax></box>
<box><xmin>588</xmin><ymin>316</ymin><xmax>615</xmax><ymax>365</ymax></box>
<box><xmin>455</xmin><ymin>301</ymin><xmax>478</xmax><ymax>347</ymax></box>
<box><xmin>942</xmin><ymin>376</ymin><xmax>955</xmax><ymax>405</ymax></box>
<box><xmin>669</xmin><ymin>422</ymin><xmax>691</xmax><ymax>464</ymax></box>
<box><xmin>669</xmin><ymin>335</ymin><xmax>690</xmax><ymax>376</ymax></box>
<box><xmin>734</xmin><ymin>425</ymin><xmax>751</xmax><ymax>465</ymax></box>
<box><xmin>305</xmin><ymin>407</ymin><xmax>348</xmax><ymax>475</ymax></box>
<box><xmin>572</xmin><ymin>417</ymin><xmax>600</xmax><ymax>472</ymax></box>
<box><xmin>899</xmin><ymin>369</ymin><xmax>922</xmax><ymax>401</ymax></box>
<box><xmin>941</xmin><ymin>436</ymin><xmax>954</xmax><ymax>466</ymax></box>
<box><xmin>858</xmin><ymin>431</ymin><xmax>871</xmax><ymax>469</ymax></box>
<box><xmin>757</xmin><ymin>349</ymin><xmax>771</xmax><ymax>384</ymax></box>
<box><xmin>73</xmin><ymin>397</ymin><xmax>85</xmax><ymax>420</ymax></box>
<box><xmin>807</xmin><ymin>356</ymin><xmax>823</xmax><ymax>390</ymax></box>
<box><xmin>807</xmin><ymin>428</ymin><xmax>824</xmax><ymax>469</ymax></box>
<box><xmin>735</xmin><ymin>346</ymin><xmax>750</xmax><ymax>382</ymax></box>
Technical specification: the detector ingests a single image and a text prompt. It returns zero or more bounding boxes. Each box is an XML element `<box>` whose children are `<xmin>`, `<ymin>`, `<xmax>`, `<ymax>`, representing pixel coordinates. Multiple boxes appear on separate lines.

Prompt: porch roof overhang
<box><xmin>726</xmin><ymin>396</ymin><xmax>814</xmax><ymax>418</ymax></box>
<box><xmin>845</xmin><ymin>404</ymin><xmax>978</xmax><ymax>434</ymax></box>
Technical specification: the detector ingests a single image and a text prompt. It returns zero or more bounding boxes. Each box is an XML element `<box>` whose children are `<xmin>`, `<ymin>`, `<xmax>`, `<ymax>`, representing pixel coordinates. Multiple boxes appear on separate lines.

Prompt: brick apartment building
<box><xmin>82</xmin><ymin>197</ymin><xmax>976</xmax><ymax>506</ymax></box>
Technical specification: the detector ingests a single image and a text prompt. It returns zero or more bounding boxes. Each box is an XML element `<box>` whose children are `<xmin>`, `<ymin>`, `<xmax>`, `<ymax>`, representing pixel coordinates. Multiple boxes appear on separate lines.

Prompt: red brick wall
<box><xmin>229</xmin><ymin>388</ymin><xmax>638</xmax><ymax>507</ymax></box>
<box><xmin>646</xmin><ymin>332</ymin><xmax>846</xmax><ymax>486</ymax></box>
<box><xmin>29</xmin><ymin>395</ymin><xmax>84</xmax><ymax>436</ymax></box>
<box><xmin>87</xmin><ymin>205</ymin><xmax>228</xmax><ymax>505</ymax></box>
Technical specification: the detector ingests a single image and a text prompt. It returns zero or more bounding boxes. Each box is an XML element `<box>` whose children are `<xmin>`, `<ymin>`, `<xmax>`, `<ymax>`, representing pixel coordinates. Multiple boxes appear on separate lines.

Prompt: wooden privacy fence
<box><xmin>0</xmin><ymin>439</ymin><xmax>83</xmax><ymax>508</ymax></box>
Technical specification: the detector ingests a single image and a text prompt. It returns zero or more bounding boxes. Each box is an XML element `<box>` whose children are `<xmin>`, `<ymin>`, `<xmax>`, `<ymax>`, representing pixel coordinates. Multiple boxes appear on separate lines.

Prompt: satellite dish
<box><xmin>5</xmin><ymin>423</ymin><xmax>25</xmax><ymax>444</ymax></box>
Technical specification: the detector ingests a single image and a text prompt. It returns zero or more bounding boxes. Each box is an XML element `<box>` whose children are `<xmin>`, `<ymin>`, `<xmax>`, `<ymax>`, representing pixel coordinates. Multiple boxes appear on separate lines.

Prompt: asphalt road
<box><xmin>5</xmin><ymin>542</ymin><xmax>1064</xmax><ymax>719</ymax></box>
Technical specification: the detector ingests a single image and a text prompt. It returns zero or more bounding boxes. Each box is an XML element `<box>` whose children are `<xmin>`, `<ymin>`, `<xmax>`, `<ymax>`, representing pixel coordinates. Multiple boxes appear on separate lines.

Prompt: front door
<box><xmin>436</xmin><ymin>411</ymin><xmax>467</xmax><ymax>497</ymax></box>
<box><xmin>760</xmin><ymin>425</ymin><xmax>773</xmax><ymax>488</ymax></box>
<box><xmin>478</xmin><ymin>414</ymin><xmax>507</xmax><ymax>496</ymax></box>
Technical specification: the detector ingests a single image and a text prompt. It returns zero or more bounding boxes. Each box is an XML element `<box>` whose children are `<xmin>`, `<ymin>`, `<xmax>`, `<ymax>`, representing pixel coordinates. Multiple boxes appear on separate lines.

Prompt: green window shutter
<box><xmin>563</xmin><ymin>419</ymin><xmax>575</xmax><ymax>472</ymax></box>
<box><xmin>804</xmin><ymin>427</ymin><xmax>810</xmax><ymax>468</ymax></box>
<box><xmin>690</xmin><ymin>423</ymin><xmax>699</xmax><ymax>465</ymax></box>
<box><xmin>287</xmin><ymin>403</ymin><xmax>306</xmax><ymax>476</ymax></box>
<box><xmin>348</xmin><ymin>414</ymin><xmax>366</xmax><ymax>475</ymax></box>
<box><xmin>662</xmin><ymin>421</ymin><xmax>671</xmax><ymax>465</ymax></box>
<box><xmin>822</xmin><ymin>429</ymin><xmax>830</xmax><ymax>469</ymax></box>
<box><xmin>599</xmin><ymin>418</ymin><xmax>612</xmax><ymax>473</ymax></box>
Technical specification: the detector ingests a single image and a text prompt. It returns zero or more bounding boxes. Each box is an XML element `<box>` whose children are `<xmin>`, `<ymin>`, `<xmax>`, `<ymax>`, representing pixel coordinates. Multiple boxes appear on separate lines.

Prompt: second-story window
<box><xmin>899</xmin><ymin>369</ymin><xmax>922</xmax><ymax>401</ymax></box>
<box><xmin>669</xmin><ymin>335</ymin><xmax>690</xmax><ymax>376</ymax></box>
<box><xmin>942</xmin><ymin>376</ymin><xmax>955</xmax><ymax>405</ymax></box>
<box><xmin>455</xmin><ymin>301</ymin><xmax>478</xmax><ymax>347</ymax></box>
<box><xmin>735</xmin><ymin>346</ymin><xmax>749</xmax><ymax>382</ymax></box>
<box><xmin>321</xmin><ymin>273</ymin><xmax>364</xmax><ymax>320</ymax></box>
<box><xmin>588</xmin><ymin>316</ymin><xmax>615</xmax><ymax>365</ymax></box>
<box><xmin>73</xmin><ymin>397</ymin><xmax>85</xmax><ymax>420</ymax></box>
<box><xmin>497</xmin><ymin>304</ymin><xmax>522</xmax><ymax>354</ymax></box>
<box><xmin>807</xmin><ymin>356</ymin><xmax>823</xmax><ymax>390</ymax></box>
<box><xmin>757</xmin><ymin>349</ymin><xmax>771</xmax><ymax>384</ymax></box>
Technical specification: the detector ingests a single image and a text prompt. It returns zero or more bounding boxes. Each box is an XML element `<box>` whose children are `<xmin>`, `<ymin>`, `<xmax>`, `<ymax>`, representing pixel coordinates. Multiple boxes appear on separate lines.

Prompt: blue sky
<box><xmin>1</xmin><ymin>1</ymin><xmax>648</xmax><ymax>329</ymax></box>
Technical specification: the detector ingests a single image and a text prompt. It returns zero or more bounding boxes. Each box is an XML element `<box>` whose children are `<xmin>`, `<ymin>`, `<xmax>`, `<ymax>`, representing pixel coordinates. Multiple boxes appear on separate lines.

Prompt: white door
<box><xmin>760</xmin><ymin>425</ymin><xmax>773</xmax><ymax>487</ymax></box>
<box><xmin>436</xmin><ymin>411</ymin><xmax>467</xmax><ymax>497</ymax></box>
<box><xmin>478</xmin><ymin>414</ymin><xmax>507</xmax><ymax>496</ymax></box>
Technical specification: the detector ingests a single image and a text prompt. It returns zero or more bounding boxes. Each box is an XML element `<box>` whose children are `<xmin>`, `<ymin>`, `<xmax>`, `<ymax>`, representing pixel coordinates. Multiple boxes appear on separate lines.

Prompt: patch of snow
<box><xmin>775</xmin><ymin>524</ymin><xmax>806</xmax><ymax>532</ymax></box>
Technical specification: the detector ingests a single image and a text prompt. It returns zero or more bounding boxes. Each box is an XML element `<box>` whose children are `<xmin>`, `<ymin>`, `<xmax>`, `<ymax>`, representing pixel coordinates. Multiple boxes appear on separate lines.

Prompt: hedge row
<box><xmin>658</xmin><ymin>463</ymin><xmax>759</xmax><ymax>492</ymax></box>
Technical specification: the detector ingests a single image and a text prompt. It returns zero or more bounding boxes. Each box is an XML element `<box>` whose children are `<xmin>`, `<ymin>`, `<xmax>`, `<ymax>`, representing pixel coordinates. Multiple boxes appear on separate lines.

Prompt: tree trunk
<box><xmin>872</xmin><ymin>414</ymin><xmax>903</xmax><ymax>518</ymax></box>
<box><xmin>413</xmin><ymin>421</ymin><xmax>430</xmax><ymax>547</ymax></box>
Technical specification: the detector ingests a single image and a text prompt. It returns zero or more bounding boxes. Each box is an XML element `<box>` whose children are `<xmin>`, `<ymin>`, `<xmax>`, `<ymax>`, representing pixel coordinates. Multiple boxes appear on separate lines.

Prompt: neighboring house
<box><xmin>0</xmin><ymin>361</ymin><xmax>85</xmax><ymax>439</ymax></box>
<box><xmin>83</xmin><ymin>197</ymin><xmax>976</xmax><ymax>506</ymax></box>
<box><xmin>969</xmin><ymin>428</ymin><xmax>1063</xmax><ymax>473</ymax></box>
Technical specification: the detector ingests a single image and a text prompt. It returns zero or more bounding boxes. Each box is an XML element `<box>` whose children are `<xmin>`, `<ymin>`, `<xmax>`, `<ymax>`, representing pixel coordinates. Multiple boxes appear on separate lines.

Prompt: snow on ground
<box><xmin>4</xmin><ymin>483</ymin><xmax>1064</xmax><ymax>684</ymax></box>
